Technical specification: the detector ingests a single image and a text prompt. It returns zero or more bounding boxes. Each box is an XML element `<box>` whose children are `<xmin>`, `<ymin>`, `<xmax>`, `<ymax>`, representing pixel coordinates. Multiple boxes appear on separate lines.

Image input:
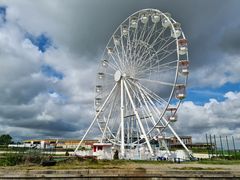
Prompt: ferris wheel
<box><xmin>75</xmin><ymin>9</ymin><xmax>190</xmax><ymax>158</ymax></box>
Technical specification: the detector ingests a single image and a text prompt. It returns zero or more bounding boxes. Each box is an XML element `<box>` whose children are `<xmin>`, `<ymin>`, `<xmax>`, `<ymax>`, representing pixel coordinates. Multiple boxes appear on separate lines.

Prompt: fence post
<box><xmin>220</xmin><ymin>135</ymin><xmax>224</xmax><ymax>157</ymax></box>
<box><xmin>232</xmin><ymin>136</ymin><xmax>237</xmax><ymax>159</ymax></box>
<box><xmin>206</xmin><ymin>134</ymin><xmax>210</xmax><ymax>159</ymax></box>
<box><xmin>226</xmin><ymin>136</ymin><xmax>230</xmax><ymax>158</ymax></box>
<box><xmin>214</xmin><ymin>135</ymin><xmax>217</xmax><ymax>157</ymax></box>
<box><xmin>210</xmin><ymin>134</ymin><xmax>214</xmax><ymax>157</ymax></box>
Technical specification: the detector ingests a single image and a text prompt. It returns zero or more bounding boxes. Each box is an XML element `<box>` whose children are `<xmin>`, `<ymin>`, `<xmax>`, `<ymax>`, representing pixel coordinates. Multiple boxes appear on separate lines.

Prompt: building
<box><xmin>169</xmin><ymin>136</ymin><xmax>192</xmax><ymax>148</ymax></box>
<box><xmin>163</xmin><ymin>136</ymin><xmax>212</xmax><ymax>150</ymax></box>
<box><xmin>22</xmin><ymin>139</ymin><xmax>98</xmax><ymax>149</ymax></box>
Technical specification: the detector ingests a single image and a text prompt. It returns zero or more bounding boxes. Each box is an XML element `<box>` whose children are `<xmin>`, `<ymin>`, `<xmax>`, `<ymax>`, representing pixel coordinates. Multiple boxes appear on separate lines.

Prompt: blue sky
<box><xmin>0</xmin><ymin>6</ymin><xmax>6</xmax><ymax>23</ymax></box>
<box><xmin>0</xmin><ymin>0</ymin><xmax>240</xmax><ymax>143</ymax></box>
<box><xmin>26</xmin><ymin>33</ymin><xmax>52</xmax><ymax>53</ymax></box>
<box><xmin>186</xmin><ymin>82</ymin><xmax>240</xmax><ymax>105</ymax></box>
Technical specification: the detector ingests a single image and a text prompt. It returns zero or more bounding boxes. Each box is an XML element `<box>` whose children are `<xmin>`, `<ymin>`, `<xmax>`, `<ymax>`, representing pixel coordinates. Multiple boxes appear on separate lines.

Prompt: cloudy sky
<box><xmin>0</xmin><ymin>0</ymin><xmax>240</xmax><ymax>143</ymax></box>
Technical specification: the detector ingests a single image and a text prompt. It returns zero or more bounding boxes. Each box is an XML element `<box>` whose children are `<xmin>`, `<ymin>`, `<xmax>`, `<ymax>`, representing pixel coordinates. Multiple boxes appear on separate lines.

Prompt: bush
<box><xmin>0</xmin><ymin>150</ymin><xmax>45</xmax><ymax>166</ymax></box>
<box><xmin>3</xmin><ymin>153</ymin><xmax>24</xmax><ymax>166</ymax></box>
<box><xmin>23</xmin><ymin>152</ymin><xmax>43</xmax><ymax>164</ymax></box>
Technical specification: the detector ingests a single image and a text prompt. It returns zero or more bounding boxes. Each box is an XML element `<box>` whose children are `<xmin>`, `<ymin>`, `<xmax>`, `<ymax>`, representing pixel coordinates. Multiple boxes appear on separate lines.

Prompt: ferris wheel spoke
<box><xmin>129</xmin><ymin>15</ymin><xmax>141</xmax><ymax>68</ymax></box>
<box><xmin>126</xmin><ymin>24</ymin><xmax>137</xmax><ymax>69</ymax></box>
<box><xmin>147</xmin><ymin>49</ymin><xmax>177</xmax><ymax>71</ymax></box>
<box><xmin>136</xmin><ymin>40</ymin><xmax>176</xmax><ymax>70</ymax></box>
<box><xmin>123</xmin><ymin>80</ymin><xmax>154</xmax><ymax>155</ymax></box>
<box><xmin>145</xmin><ymin>26</ymin><xmax>168</xmax><ymax>54</ymax></box>
<box><xmin>103</xmin><ymin>72</ymin><xmax>114</xmax><ymax>77</ymax></box>
<box><xmin>144</xmin><ymin>24</ymin><xmax>157</xmax><ymax>44</ymax></box>
<box><xmin>126</xmin><ymin>80</ymin><xmax>157</xmax><ymax>128</ymax></box>
<box><xmin>125</xmin><ymin>80</ymin><xmax>154</xmax><ymax>132</ymax></box>
<box><xmin>142</xmin><ymin>92</ymin><xmax>164</xmax><ymax>133</ymax></box>
<box><xmin>127</xmin><ymin>81</ymin><xmax>160</xmax><ymax>134</ymax></box>
<box><xmin>113</xmin><ymin>41</ymin><xmax>126</xmax><ymax>70</ymax></box>
<box><xmin>136</xmin><ymin>61</ymin><xmax>177</xmax><ymax>77</ymax></box>
<box><xmin>136</xmin><ymin>64</ymin><xmax>177</xmax><ymax>77</ymax></box>
<box><xmin>154</xmin><ymin>59</ymin><xmax>178</xmax><ymax>67</ymax></box>
<box><xmin>152</xmin><ymin>37</ymin><xmax>175</xmax><ymax>57</ymax></box>
<box><xmin>101</xmin><ymin>87</ymin><xmax>119</xmax><ymax>141</ymax></box>
<box><xmin>153</xmin><ymin>35</ymin><xmax>172</xmax><ymax>50</ymax></box>
<box><xmin>134</xmin><ymin>80</ymin><xmax>168</xmax><ymax>106</ymax></box>
<box><xmin>122</xmin><ymin>26</ymin><xmax>135</xmax><ymax>69</ymax></box>
<box><xmin>104</xmin><ymin>59</ymin><xmax>118</xmax><ymax>71</ymax></box>
<box><xmin>124</xmin><ymin>26</ymin><xmax>131</xmax><ymax>68</ymax></box>
<box><xmin>131</xmin><ymin>23</ymin><xmax>148</xmax><ymax>64</ymax></box>
<box><xmin>136</xmin><ymin>78</ymin><xmax>175</xmax><ymax>87</ymax></box>
<box><xmin>138</xmin><ymin>84</ymin><xmax>167</xmax><ymax>123</ymax></box>
<box><xmin>119</xmin><ymin>26</ymin><xmax>128</xmax><ymax>70</ymax></box>
<box><xmin>141</xmin><ymin>39</ymin><xmax>176</xmax><ymax>68</ymax></box>
<box><xmin>154</xmin><ymin>49</ymin><xmax>176</xmax><ymax>59</ymax></box>
<box><xmin>129</xmin><ymin>32</ymin><xmax>139</xmax><ymax>70</ymax></box>
<box><xmin>142</xmin><ymin>34</ymin><xmax>172</xmax><ymax>62</ymax></box>
<box><xmin>143</xmin><ymin>91</ymin><xmax>168</xmax><ymax>131</ymax></box>
<box><xmin>136</xmin><ymin>59</ymin><xmax>178</xmax><ymax>76</ymax></box>
<box><xmin>153</xmin><ymin>35</ymin><xmax>171</xmax><ymax>47</ymax></box>
<box><xmin>109</xmin><ymin>52</ymin><xmax>122</xmax><ymax>71</ymax></box>
<box><xmin>134</xmin><ymin>23</ymin><xmax>157</xmax><ymax>62</ymax></box>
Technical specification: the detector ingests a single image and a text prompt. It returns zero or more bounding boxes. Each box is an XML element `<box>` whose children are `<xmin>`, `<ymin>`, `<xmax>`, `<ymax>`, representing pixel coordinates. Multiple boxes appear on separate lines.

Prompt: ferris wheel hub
<box><xmin>114</xmin><ymin>70</ymin><xmax>122</xmax><ymax>82</ymax></box>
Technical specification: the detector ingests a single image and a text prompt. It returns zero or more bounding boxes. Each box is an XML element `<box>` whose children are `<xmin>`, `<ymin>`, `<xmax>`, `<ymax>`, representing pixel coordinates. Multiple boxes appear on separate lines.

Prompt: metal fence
<box><xmin>206</xmin><ymin>134</ymin><xmax>239</xmax><ymax>159</ymax></box>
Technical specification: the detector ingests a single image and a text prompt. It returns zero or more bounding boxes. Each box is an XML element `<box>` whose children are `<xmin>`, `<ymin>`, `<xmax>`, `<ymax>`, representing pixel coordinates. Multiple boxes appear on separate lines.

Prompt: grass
<box><xmin>0</xmin><ymin>157</ymin><xmax>174</xmax><ymax>170</ymax></box>
<box><xmin>197</xmin><ymin>159</ymin><xmax>240</xmax><ymax>165</ymax></box>
<box><xmin>1</xmin><ymin>150</ymin><xmax>240</xmax><ymax>170</ymax></box>
<box><xmin>0</xmin><ymin>158</ymin><xmax>240</xmax><ymax>172</ymax></box>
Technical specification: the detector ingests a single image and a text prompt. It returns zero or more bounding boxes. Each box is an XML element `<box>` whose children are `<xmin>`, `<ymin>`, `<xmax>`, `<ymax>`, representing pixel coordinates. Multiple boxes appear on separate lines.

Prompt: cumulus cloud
<box><xmin>174</xmin><ymin>91</ymin><xmax>240</xmax><ymax>142</ymax></box>
<box><xmin>0</xmin><ymin>3</ymin><xmax>97</xmax><ymax>140</ymax></box>
<box><xmin>0</xmin><ymin>0</ymin><xmax>240</xmax><ymax>142</ymax></box>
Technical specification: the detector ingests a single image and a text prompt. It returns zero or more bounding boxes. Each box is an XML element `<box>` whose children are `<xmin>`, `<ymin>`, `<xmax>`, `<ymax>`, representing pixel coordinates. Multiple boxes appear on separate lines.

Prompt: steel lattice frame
<box><xmin>75</xmin><ymin>9</ymin><xmax>191</xmax><ymax>158</ymax></box>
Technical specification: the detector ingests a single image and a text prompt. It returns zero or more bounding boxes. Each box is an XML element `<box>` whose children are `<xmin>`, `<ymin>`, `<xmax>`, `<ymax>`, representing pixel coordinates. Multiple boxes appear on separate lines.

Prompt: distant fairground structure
<box><xmin>75</xmin><ymin>9</ymin><xmax>192</xmax><ymax>160</ymax></box>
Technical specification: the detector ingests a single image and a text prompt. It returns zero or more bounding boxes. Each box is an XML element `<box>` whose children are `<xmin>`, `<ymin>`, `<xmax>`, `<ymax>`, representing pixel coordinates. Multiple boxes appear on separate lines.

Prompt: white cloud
<box><xmin>0</xmin><ymin>2</ymin><xmax>98</xmax><ymax>140</ymax></box>
<box><xmin>0</xmin><ymin>0</ymin><xmax>240</xmax><ymax>144</ymax></box>
<box><xmin>188</xmin><ymin>54</ymin><xmax>240</xmax><ymax>88</ymax></box>
<box><xmin>174</xmin><ymin>91</ymin><xmax>240</xmax><ymax>142</ymax></box>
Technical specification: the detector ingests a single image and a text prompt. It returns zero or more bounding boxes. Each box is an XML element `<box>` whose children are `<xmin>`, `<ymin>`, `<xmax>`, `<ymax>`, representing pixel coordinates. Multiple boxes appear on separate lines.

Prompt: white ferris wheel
<box><xmin>75</xmin><ymin>9</ymin><xmax>191</xmax><ymax>158</ymax></box>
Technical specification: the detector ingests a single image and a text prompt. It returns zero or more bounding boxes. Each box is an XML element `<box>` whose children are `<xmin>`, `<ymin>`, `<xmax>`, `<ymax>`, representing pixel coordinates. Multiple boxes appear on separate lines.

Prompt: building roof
<box><xmin>23</xmin><ymin>139</ymin><xmax>98</xmax><ymax>143</ymax></box>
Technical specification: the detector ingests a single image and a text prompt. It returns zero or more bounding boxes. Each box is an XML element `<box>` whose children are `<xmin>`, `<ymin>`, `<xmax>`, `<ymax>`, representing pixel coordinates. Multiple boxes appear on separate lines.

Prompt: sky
<box><xmin>0</xmin><ymin>0</ymin><xmax>240</xmax><ymax>143</ymax></box>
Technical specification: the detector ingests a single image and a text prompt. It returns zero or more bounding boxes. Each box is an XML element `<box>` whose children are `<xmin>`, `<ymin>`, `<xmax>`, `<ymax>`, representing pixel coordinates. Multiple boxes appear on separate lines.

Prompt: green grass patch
<box><xmin>197</xmin><ymin>159</ymin><xmax>240</xmax><ymax>165</ymax></box>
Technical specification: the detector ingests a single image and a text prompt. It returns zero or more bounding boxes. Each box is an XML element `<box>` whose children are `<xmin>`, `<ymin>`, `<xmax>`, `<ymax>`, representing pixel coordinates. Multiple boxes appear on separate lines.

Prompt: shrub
<box><xmin>3</xmin><ymin>153</ymin><xmax>24</xmax><ymax>166</ymax></box>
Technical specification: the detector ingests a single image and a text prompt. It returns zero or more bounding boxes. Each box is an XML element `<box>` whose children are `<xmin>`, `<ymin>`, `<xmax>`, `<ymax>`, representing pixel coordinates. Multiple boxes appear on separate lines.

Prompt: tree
<box><xmin>0</xmin><ymin>134</ymin><xmax>13</xmax><ymax>145</ymax></box>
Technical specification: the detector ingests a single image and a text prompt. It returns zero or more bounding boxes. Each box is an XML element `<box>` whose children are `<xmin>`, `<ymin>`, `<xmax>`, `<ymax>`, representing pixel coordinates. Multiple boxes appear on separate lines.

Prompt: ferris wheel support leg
<box><xmin>74</xmin><ymin>83</ymin><xmax>118</xmax><ymax>153</ymax></box>
<box><xmin>136</xmin><ymin>82</ymin><xmax>170</xmax><ymax>155</ymax></box>
<box><xmin>123</xmin><ymin>80</ymin><xmax>154</xmax><ymax>156</ymax></box>
<box><xmin>120</xmin><ymin>79</ymin><xmax>125</xmax><ymax>158</ymax></box>
<box><xmin>163</xmin><ymin>119</ymin><xmax>193</xmax><ymax>158</ymax></box>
